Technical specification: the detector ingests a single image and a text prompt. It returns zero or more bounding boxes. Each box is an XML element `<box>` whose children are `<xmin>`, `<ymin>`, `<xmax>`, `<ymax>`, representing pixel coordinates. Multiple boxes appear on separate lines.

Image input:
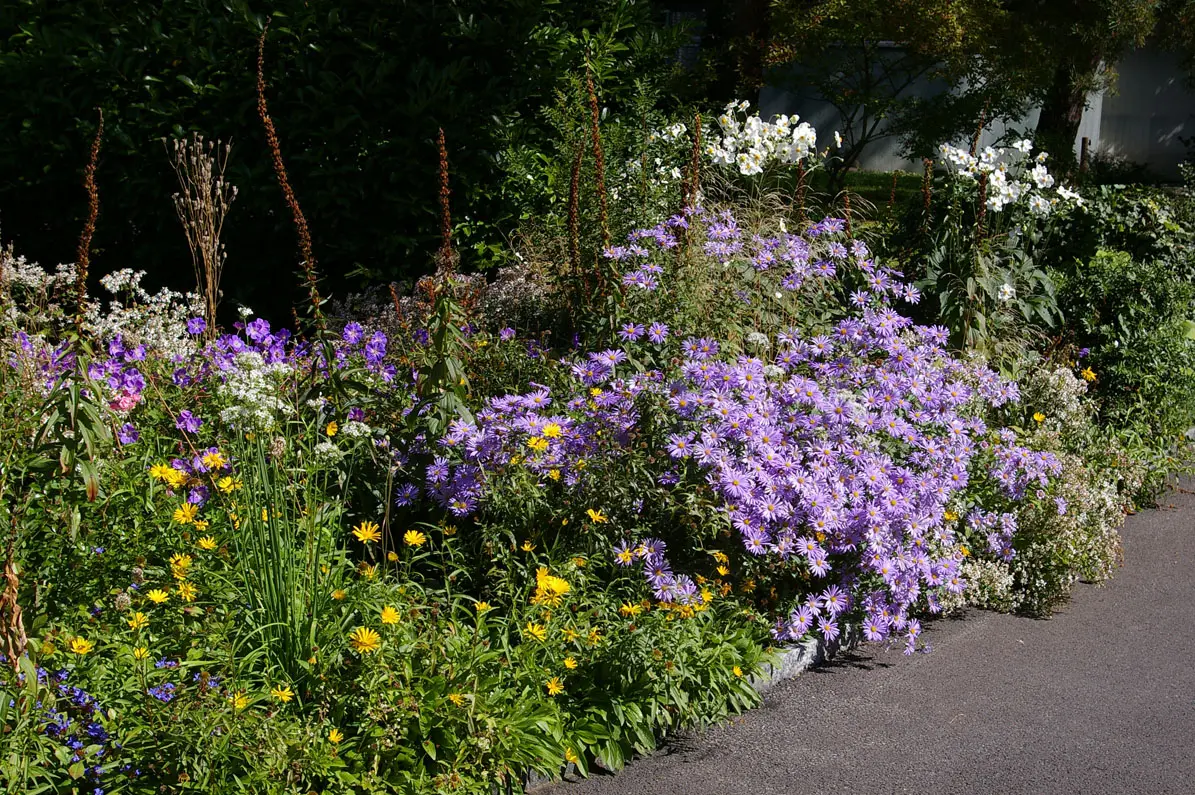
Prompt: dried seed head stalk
<box><xmin>586</xmin><ymin>70</ymin><xmax>609</xmax><ymax>252</ymax></box>
<box><xmin>971</xmin><ymin>98</ymin><xmax>990</xmax><ymax>157</ymax></box>
<box><xmin>843</xmin><ymin>191</ymin><xmax>852</xmax><ymax>238</ymax></box>
<box><xmin>796</xmin><ymin>161</ymin><xmax>808</xmax><ymax>225</ymax></box>
<box><xmin>0</xmin><ymin>511</ymin><xmax>26</xmax><ymax>669</ymax></box>
<box><xmin>683</xmin><ymin>111</ymin><xmax>703</xmax><ymax>210</ymax></box>
<box><xmin>921</xmin><ymin>157</ymin><xmax>934</xmax><ymax>236</ymax></box>
<box><xmin>168</xmin><ymin>133</ymin><xmax>237</xmax><ymax>338</ymax></box>
<box><xmin>888</xmin><ymin>172</ymin><xmax>899</xmax><ymax>213</ymax></box>
<box><xmin>436</xmin><ymin>128</ymin><xmax>457</xmax><ymax>273</ymax></box>
<box><xmin>257</xmin><ymin>22</ymin><xmax>324</xmax><ymax>331</ymax></box>
<box><xmin>388</xmin><ymin>282</ymin><xmax>405</xmax><ymax>322</ymax></box>
<box><xmin>75</xmin><ymin>109</ymin><xmax>103</xmax><ymax>333</ymax></box>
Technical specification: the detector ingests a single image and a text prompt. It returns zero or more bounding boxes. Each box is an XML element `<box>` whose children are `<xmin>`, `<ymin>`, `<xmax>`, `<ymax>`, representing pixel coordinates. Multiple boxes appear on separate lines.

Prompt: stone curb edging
<box><xmin>518</xmin><ymin>625</ymin><xmax>860</xmax><ymax>793</ymax></box>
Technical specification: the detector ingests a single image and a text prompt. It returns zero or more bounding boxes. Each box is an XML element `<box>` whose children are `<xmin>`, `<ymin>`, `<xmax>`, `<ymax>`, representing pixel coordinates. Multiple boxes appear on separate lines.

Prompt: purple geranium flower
<box><xmin>176</xmin><ymin>411</ymin><xmax>202</xmax><ymax>434</ymax></box>
<box><xmin>117</xmin><ymin>423</ymin><xmax>139</xmax><ymax>445</ymax></box>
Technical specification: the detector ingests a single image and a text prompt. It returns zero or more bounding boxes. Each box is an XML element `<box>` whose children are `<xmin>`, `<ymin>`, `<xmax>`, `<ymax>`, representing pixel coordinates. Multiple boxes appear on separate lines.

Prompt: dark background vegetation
<box><xmin>3</xmin><ymin>0</ymin><xmax>1194</xmax><ymax>323</ymax></box>
<box><xmin>0</xmin><ymin>0</ymin><xmax>730</xmax><ymax>321</ymax></box>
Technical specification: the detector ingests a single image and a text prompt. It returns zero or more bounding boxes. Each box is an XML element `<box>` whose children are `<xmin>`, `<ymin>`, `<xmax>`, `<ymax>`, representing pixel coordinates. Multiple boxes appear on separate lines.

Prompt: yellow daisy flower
<box><xmin>173</xmin><ymin>504</ymin><xmax>199</xmax><ymax>525</ymax></box>
<box><xmin>328</xmin><ymin>728</ymin><xmax>344</xmax><ymax>744</ymax></box>
<box><xmin>586</xmin><ymin>508</ymin><xmax>608</xmax><ymax>523</ymax></box>
<box><xmin>229</xmin><ymin>691</ymin><xmax>250</xmax><ymax>710</ymax></box>
<box><xmin>147</xmin><ymin>589</ymin><xmax>169</xmax><ymax>605</ymax></box>
<box><xmin>69</xmin><ymin>637</ymin><xmax>95</xmax><ymax>655</ymax></box>
<box><xmin>197</xmin><ymin>535</ymin><xmax>218</xmax><ymax>551</ymax></box>
<box><xmin>545</xmin><ymin>677</ymin><xmax>564</xmax><ymax>696</ymax></box>
<box><xmin>380</xmin><ymin>605</ymin><xmax>401</xmax><ymax>625</ymax></box>
<box><xmin>201</xmin><ymin>451</ymin><xmax>227</xmax><ymax>470</ymax></box>
<box><xmin>349</xmin><ymin>626</ymin><xmax>381</xmax><ymax>654</ymax></box>
<box><xmin>524</xmin><ymin>622</ymin><xmax>547</xmax><ymax>642</ymax></box>
<box><xmin>475</xmin><ymin>601</ymin><xmax>491</xmax><ymax>613</ymax></box>
<box><xmin>403</xmin><ymin>529</ymin><xmax>427</xmax><ymax>548</ymax></box>
<box><xmin>352</xmin><ymin>520</ymin><xmax>382</xmax><ymax>544</ymax></box>
<box><xmin>216</xmin><ymin>476</ymin><xmax>242</xmax><ymax>494</ymax></box>
<box><xmin>133</xmin><ymin>646</ymin><xmax>150</xmax><ymax>661</ymax></box>
<box><xmin>326</xmin><ymin>421</ymin><xmax>339</xmax><ymax>437</ymax></box>
<box><xmin>177</xmin><ymin>581</ymin><xmax>198</xmax><ymax>602</ymax></box>
<box><xmin>541</xmin><ymin>423</ymin><xmax>562</xmax><ymax>439</ymax></box>
<box><xmin>127</xmin><ymin>612</ymin><xmax>149</xmax><ymax>631</ymax></box>
<box><xmin>563</xmin><ymin>656</ymin><xmax>578</xmax><ymax>670</ymax></box>
<box><xmin>270</xmin><ymin>685</ymin><xmax>294</xmax><ymax>703</ymax></box>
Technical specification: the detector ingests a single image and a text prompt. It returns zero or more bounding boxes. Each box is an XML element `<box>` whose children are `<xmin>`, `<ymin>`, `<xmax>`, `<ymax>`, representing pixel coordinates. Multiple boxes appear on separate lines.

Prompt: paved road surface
<box><xmin>539</xmin><ymin>482</ymin><xmax>1195</xmax><ymax>795</ymax></box>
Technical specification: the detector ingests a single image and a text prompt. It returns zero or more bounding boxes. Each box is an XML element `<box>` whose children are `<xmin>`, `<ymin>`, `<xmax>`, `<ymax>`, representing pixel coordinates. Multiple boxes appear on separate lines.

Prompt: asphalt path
<box><xmin>539</xmin><ymin>482</ymin><xmax>1195</xmax><ymax>795</ymax></box>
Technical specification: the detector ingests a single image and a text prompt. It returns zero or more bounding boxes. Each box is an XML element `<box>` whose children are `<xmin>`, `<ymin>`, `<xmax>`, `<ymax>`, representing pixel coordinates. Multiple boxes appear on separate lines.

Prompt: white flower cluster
<box><xmin>0</xmin><ymin>248</ymin><xmax>77</xmax><ymax>329</ymax></box>
<box><xmin>706</xmin><ymin>100</ymin><xmax>821</xmax><ymax>176</ymax></box>
<box><xmin>648</xmin><ymin>122</ymin><xmax>688</xmax><ymax>144</ymax></box>
<box><xmin>312</xmin><ymin>440</ymin><xmax>344</xmax><ymax>467</ymax></box>
<box><xmin>937</xmin><ymin>140</ymin><xmax>1084</xmax><ymax>215</ymax></box>
<box><xmin>84</xmin><ymin>269</ymin><xmax>202</xmax><ymax>360</ymax></box>
<box><xmin>217</xmin><ymin>351</ymin><xmax>295</xmax><ymax>432</ymax></box>
<box><xmin>340</xmin><ymin>420</ymin><xmax>373</xmax><ymax>439</ymax></box>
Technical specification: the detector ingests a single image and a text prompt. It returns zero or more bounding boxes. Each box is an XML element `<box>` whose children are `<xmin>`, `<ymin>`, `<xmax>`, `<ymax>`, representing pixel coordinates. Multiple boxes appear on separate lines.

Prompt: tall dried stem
<box><xmin>75</xmin><ymin>109</ymin><xmax>103</xmax><ymax>333</ymax></box>
<box><xmin>920</xmin><ymin>157</ymin><xmax>934</xmax><ymax>237</ymax></box>
<box><xmin>0</xmin><ymin>517</ymin><xmax>26</xmax><ymax>669</ymax></box>
<box><xmin>168</xmin><ymin>134</ymin><xmax>237</xmax><ymax>338</ymax></box>
<box><xmin>257</xmin><ymin>22</ymin><xmax>324</xmax><ymax>331</ymax></box>
<box><xmin>436</xmin><ymin>128</ymin><xmax>457</xmax><ymax>273</ymax></box>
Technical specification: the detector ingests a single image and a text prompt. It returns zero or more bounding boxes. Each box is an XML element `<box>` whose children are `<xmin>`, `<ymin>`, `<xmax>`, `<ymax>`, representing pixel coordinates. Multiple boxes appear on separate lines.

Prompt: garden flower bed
<box><xmin>0</xmin><ymin>100</ymin><xmax>1187</xmax><ymax>793</ymax></box>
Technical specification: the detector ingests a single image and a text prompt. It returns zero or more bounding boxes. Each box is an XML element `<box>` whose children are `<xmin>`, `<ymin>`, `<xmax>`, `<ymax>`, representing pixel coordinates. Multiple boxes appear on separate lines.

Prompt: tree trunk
<box><xmin>1035</xmin><ymin>48</ymin><xmax>1103</xmax><ymax>170</ymax></box>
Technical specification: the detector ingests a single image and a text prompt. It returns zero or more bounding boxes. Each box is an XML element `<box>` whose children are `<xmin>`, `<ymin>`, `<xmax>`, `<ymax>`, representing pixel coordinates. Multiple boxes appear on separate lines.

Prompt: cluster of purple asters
<box><xmin>613</xmin><ymin>537</ymin><xmax>700</xmax><ymax>604</ymax></box>
<box><xmin>395</xmin><ymin>211</ymin><xmax>1062</xmax><ymax>654</ymax></box>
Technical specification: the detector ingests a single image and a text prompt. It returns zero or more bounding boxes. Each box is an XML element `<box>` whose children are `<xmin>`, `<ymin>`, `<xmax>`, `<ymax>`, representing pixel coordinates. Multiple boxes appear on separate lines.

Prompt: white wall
<box><xmin>760</xmin><ymin>45</ymin><xmax>1194</xmax><ymax>179</ymax></box>
<box><xmin>1098</xmin><ymin>48</ymin><xmax>1195</xmax><ymax>178</ymax></box>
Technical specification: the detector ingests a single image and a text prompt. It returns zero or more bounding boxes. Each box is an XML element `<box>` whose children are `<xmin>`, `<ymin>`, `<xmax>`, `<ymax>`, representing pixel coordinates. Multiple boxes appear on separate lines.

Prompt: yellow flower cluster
<box><xmin>149</xmin><ymin>463</ymin><xmax>187</xmax><ymax>489</ymax></box>
<box><xmin>170</xmin><ymin>553</ymin><xmax>193</xmax><ymax>580</ymax></box>
<box><xmin>530</xmin><ymin>567</ymin><xmax>570</xmax><ymax>607</ymax></box>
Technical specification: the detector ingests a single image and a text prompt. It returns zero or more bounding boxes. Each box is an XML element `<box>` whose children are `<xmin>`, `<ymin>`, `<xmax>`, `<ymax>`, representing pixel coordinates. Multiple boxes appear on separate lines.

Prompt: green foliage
<box><xmin>1052</xmin><ymin>248</ymin><xmax>1195</xmax><ymax>441</ymax></box>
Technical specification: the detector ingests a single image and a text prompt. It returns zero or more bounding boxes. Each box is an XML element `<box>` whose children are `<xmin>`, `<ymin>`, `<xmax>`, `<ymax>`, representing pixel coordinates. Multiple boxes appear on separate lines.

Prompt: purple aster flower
<box><xmin>499</xmin><ymin>327</ymin><xmax>516</xmax><ymax>341</ymax></box>
<box><xmin>647</xmin><ymin>322</ymin><xmax>669</xmax><ymax>344</ymax></box>
<box><xmin>394</xmin><ymin>483</ymin><xmax>420</xmax><ymax>506</ymax></box>
<box><xmin>619</xmin><ymin>323</ymin><xmax>646</xmax><ymax>342</ymax></box>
